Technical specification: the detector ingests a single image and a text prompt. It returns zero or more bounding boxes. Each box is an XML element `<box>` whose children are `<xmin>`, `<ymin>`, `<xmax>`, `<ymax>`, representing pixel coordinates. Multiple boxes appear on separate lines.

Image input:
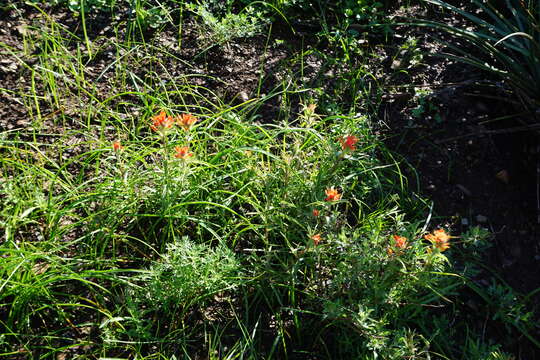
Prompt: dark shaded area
<box><xmin>379</xmin><ymin>4</ymin><xmax>540</xmax><ymax>357</ymax></box>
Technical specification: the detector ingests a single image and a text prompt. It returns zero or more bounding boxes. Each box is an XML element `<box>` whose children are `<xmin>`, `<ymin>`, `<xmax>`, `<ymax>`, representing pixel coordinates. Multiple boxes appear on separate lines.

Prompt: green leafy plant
<box><xmin>138</xmin><ymin>236</ymin><xmax>243</xmax><ymax>309</ymax></box>
<box><xmin>29</xmin><ymin>0</ymin><xmax>119</xmax><ymax>12</ymax></box>
<box><xmin>188</xmin><ymin>3</ymin><xmax>267</xmax><ymax>46</ymax></box>
<box><xmin>411</xmin><ymin>88</ymin><xmax>442</xmax><ymax>123</ymax></box>
<box><xmin>341</xmin><ymin>0</ymin><xmax>385</xmax><ymax>24</ymax></box>
<box><xmin>133</xmin><ymin>2</ymin><xmax>170</xmax><ymax>30</ymax></box>
<box><xmin>2</xmin><ymin>0</ymin><xmax>534</xmax><ymax>357</ymax></box>
<box><xmin>297</xmin><ymin>226</ymin><xmax>454</xmax><ymax>358</ymax></box>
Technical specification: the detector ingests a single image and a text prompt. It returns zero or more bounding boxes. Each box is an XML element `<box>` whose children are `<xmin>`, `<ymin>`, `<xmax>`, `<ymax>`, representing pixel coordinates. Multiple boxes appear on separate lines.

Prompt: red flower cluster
<box><xmin>151</xmin><ymin>111</ymin><xmax>198</xmax><ymax>133</ymax></box>
<box><xmin>150</xmin><ymin>111</ymin><xmax>175</xmax><ymax>133</ymax></box>
<box><xmin>311</xmin><ymin>234</ymin><xmax>322</xmax><ymax>246</ymax></box>
<box><xmin>387</xmin><ymin>235</ymin><xmax>408</xmax><ymax>256</ymax></box>
<box><xmin>149</xmin><ymin>110</ymin><xmax>199</xmax><ymax>159</ymax></box>
<box><xmin>339</xmin><ymin>135</ymin><xmax>358</xmax><ymax>151</ymax></box>
<box><xmin>393</xmin><ymin>235</ymin><xmax>408</xmax><ymax>249</ymax></box>
<box><xmin>177</xmin><ymin>113</ymin><xmax>198</xmax><ymax>130</ymax></box>
<box><xmin>112</xmin><ymin>141</ymin><xmax>124</xmax><ymax>152</ymax></box>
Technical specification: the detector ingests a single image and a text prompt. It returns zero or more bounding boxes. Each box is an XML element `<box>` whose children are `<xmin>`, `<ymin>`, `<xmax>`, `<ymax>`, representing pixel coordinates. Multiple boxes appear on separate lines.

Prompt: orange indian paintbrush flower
<box><xmin>393</xmin><ymin>235</ymin><xmax>408</xmax><ymax>249</ymax></box>
<box><xmin>150</xmin><ymin>110</ymin><xmax>175</xmax><ymax>133</ymax></box>
<box><xmin>311</xmin><ymin>234</ymin><xmax>322</xmax><ymax>246</ymax></box>
<box><xmin>112</xmin><ymin>141</ymin><xmax>124</xmax><ymax>152</ymax></box>
<box><xmin>174</xmin><ymin>146</ymin><xmax>193</xmax><ymax>159</ymax></box>
<box><xmin>324</xmin><ymin>187</ymin><xmax>341</xmax><ymax>202</ymax></box>
<box><xmin>305</xmin><ymin>103</ymin><xmax>317</xmax><ymax>114</ymax></box>
<box><xmin>388</xmin><ymin>235</ymin><xmax>408</xmax><ymax>256</ymax></box>
<box><xmin>339</xmin><ymin>135</ymin><xmax>358</xmax><ymax>151</ymax></box>
<box><xmin>177</xmin><ymin>113</ymin><xmax>198</xmax><ymax>130</ymax></box>
<box><xmin>425</xmin><ymin>229</ymin><xmax>451</xmax><ymax>252</ymax></box>
<box><xmin>312</xmin><ymin>209</ymin><xmax>320</xmax><ymax>217</ymax></box>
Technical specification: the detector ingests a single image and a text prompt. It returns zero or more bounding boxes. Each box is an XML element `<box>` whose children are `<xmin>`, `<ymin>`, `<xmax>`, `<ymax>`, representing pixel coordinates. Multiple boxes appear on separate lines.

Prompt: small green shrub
<box><xmin>411</xmin><ymin>88</ymin><xmax>442</xmax><ymax>123</ymax></box>
<box><xmin>133</xmin><ymin>3</ymin><xmax>171</xmax><ymax>29</ymax></box>
<box><xmin>138</xmin><ymin>237</ymin><xmax>243</xmax><ymax>309</ymax></box>
<box><xmin>188</xmin><ymin>3</ymin><xmax>267</xmax><ymax>45</ymax></box>
<box><xmin>29</xmin><ymin>0</ymin><xmax>119</xmax><ymax>12</ymax></box>
<box><xmin>340</xmin><ymin>0</ymin><xmax>385</xmax><ymax>24</ymax></box>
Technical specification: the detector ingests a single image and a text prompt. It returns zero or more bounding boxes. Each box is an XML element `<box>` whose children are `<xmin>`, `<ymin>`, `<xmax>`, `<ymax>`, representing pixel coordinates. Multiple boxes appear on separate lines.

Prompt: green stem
<box><xmin>162</xmin><ymin>134</ymin><xmax>170</xmax><ymax>212</ymax></box>
<box><xmin>80</xmin><ymin>1</ymin><xmax>92</xmax><ymax>59</ymax></box>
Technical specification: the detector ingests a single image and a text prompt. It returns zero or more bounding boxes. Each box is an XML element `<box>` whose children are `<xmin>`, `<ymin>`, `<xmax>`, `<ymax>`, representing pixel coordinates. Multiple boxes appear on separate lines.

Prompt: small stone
<box><xmin>476</xmin><ymin>214</ymin><xmax>488</xmax><ymax>223</ymax></box>
<box><xmin>238</xmin><ymin>91</ymin><xmax>249</xmax><ymax>102</ymax></box>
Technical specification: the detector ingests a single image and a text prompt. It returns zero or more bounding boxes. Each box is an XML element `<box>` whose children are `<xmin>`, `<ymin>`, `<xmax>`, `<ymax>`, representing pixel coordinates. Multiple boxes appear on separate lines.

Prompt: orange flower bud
<box><xmin>112</xmin><ymin>141</ymin><xmax>124</xmax><ymax>152</ymax></box>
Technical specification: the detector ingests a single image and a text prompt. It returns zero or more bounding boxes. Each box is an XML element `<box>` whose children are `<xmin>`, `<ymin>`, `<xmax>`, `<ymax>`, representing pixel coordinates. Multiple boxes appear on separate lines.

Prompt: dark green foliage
<box><xmin>421</xmin><ymin>0</ymin><xmax>540</xmax><ymax>112</ymax></box>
